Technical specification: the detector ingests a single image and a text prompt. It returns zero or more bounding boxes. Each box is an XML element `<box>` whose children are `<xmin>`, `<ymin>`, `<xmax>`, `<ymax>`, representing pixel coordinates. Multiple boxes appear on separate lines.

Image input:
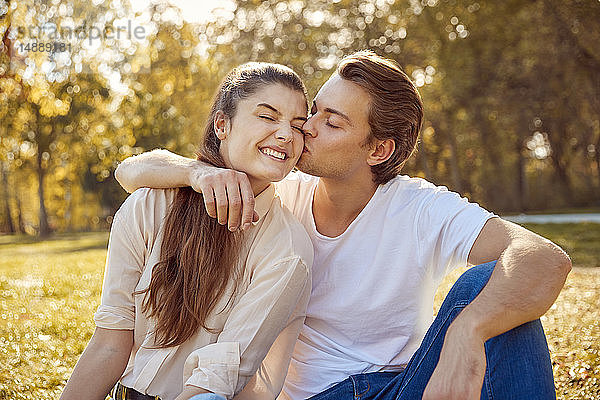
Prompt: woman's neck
<box><xmin>249</xmin><ymin>178</ymin><xmax>270</xmax><ymax>196</ymax></box>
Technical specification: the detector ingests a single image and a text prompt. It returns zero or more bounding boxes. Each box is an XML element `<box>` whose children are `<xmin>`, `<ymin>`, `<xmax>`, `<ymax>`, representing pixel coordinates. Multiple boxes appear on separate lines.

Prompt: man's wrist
<box><xmin>186</xmin><ymin>159</ymin><xmax>210</xmax><ymax>188</ymax></box>
<box><xmin>447</xmin><ymin>306</ymin><xmax>491</xmax><ymax>343</ymax></box>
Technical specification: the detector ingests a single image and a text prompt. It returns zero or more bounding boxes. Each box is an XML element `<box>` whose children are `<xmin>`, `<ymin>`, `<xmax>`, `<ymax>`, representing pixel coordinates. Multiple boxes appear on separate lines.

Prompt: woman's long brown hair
<box><xmin>137</xmin><ymin>63</ymin><xmax>307</xmax><ymax>348</ymax></box>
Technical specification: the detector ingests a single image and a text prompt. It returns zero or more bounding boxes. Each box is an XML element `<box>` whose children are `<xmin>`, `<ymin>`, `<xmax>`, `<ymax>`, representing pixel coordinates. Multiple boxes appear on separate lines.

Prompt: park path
<box><xmin>502</xmin><ymin>213</ymin><xmax>600</xmax><ymax>224</ymax></box>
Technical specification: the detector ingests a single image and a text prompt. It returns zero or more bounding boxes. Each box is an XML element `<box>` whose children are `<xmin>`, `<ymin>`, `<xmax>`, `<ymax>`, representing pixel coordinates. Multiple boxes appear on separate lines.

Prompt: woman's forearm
<box><xmin>115</xmin><ymin>149</ymin><xmax>199</xmax><ymax>193</ymax></box>
<box><xmin>60</xmin><ymin>328</ymin><xmax>133</xmax><ymax>400</ymax></box>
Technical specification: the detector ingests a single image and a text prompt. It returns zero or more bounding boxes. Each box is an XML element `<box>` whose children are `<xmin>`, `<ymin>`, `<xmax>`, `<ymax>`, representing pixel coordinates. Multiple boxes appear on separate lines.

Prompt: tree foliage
<box><xmin>1</xmin><ymin>0</ymin><xmax>599</xmax><ymax>234</ymax></box>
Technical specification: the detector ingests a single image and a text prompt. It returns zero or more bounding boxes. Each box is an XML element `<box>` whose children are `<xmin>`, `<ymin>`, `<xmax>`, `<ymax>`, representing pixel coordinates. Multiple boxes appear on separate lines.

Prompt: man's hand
<box><xmin>114</xmin><ymin>150</ymin><xmax>259</xmax><ymax>232</ymax></box>
<box><xmin>188</xmin><ymin>164</ymin><xmax>258</xmax><ymax>232</ymax></box>
<box><xmin>423</xmin><ymin>317</ymin><xmax>486</xmax><ymax>400</ymax></box>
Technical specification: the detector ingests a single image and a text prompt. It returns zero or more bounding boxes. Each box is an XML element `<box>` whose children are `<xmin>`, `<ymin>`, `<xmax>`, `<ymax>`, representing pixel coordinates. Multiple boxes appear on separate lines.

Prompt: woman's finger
<box><xmin>199</xmin><ymin>185</ymin><xmax>217</xmax><ymax>219</ymax></box>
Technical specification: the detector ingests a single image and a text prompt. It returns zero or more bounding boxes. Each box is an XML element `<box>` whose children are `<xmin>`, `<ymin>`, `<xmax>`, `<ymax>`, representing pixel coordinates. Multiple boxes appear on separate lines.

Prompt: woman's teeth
<box><xmin>262</xmin><ymin>148</ymin><xmax>286</xmax><ymax>160</ymax></box>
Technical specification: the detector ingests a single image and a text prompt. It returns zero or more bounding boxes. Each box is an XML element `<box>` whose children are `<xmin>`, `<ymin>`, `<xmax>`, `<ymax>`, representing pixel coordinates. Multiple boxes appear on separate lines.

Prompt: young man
<box><xmin>115</xmin><ymin>51</ymin><xmax>571</xmax><ymax>400</ymax></box>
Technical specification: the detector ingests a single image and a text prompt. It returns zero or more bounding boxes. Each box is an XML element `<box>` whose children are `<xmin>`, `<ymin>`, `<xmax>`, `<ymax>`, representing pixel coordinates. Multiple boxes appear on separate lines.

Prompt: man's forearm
<box><xmin>423</xmin><ymin>221</ymin><xmax>570</xmax><ymax>398</ymax></box>
<box><xmin>114</xmin><ymin>148</ymin><xmax>257</xmax><ymax>231</ymax></box>
<box><xmin>453</xmin><ymin>237</ymin><xmax>571</xmax><ymax>342</ymax></box>
<box><xmin>115</xmin><ymin>149</ymin><xmax>198</xmax><ymax>193</ymax></box>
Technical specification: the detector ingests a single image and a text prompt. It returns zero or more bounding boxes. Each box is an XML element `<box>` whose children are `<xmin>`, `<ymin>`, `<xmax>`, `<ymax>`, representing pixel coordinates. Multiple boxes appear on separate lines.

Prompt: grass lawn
<box><xmin>1</xmin><ymin>223</ymin><xmax>599</xmax><ymax>399</ymax></box>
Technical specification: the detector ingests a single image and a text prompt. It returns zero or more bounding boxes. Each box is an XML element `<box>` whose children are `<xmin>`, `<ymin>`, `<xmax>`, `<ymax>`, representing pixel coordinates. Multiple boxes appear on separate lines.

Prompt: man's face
<box><xmin>297</xmin><ymin>74</ymin><xmax>373</xmax><ymax>180</ymax></box>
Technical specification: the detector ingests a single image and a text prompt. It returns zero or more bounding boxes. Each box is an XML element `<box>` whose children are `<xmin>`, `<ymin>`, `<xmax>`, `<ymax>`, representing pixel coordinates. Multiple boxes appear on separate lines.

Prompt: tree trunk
<box><xmin>37</xmin><ymin>144</ymin><xmax>50</xmax><ymax>237</ymax></box>
<box><xmin>595</xmin><ymin>135</ymin><xmax>600</xmax><ymax>195</ymax></box>
<box><xmin>513</xmin><ymin>142</ymin><xmax>525</xmax><ymax>212</ymax></box>
<box><xmin>446</xmin><ymin>129</ymin><xmax>463</xmax><ymax>193</ymax></box>
<box><xmin>1</xmin><ymin>162</ymin><xmax>15</xmax><ymax>233</ymax></box>
<box><xmin>430</xmin><ymin>118</ymin><xmax>462</xmax><ymax>191</ymax></box>
<box><xmin>15</xmin><ymin>190</ymin><xmax>25</xmax><ymax>234</ymax></box>
<box><xmin>547</xmin><ymin>119</ymin><xmax>573</xmax><ymax>195</ymax></box>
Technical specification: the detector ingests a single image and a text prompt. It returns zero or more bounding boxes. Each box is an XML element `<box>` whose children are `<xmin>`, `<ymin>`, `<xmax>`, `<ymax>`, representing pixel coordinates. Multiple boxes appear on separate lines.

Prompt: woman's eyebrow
<box><xmin>256</xmin><ymin>103</ymin><xmax>280</xmax><ymax>115</ymax></box>
<box><xmin>257</xmin><ymin>103</ymin><xmax>307</xmax><ymax>122</ymax></box>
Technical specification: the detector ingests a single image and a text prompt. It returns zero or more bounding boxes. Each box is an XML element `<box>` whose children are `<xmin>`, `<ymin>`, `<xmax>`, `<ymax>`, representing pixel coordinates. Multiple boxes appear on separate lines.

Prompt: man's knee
<box><xmin>445</xmin><ymin>261</ymin><xmax>497</xmax><ymax>305</ymax></box>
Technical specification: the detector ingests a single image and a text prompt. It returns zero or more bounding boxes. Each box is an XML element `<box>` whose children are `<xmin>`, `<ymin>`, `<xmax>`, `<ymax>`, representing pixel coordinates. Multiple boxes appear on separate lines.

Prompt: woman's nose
<box><xmin>275</xmin><ymin>125</ymin><xmax>293</xmax><ymax>142</ymax></box>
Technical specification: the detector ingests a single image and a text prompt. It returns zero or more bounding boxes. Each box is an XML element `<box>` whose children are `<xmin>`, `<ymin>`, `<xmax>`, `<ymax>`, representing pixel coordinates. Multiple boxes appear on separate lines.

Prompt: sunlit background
<box><xmin>1</xmin><ymin>1</ymin><xmax>599</xmax><ymax>398</ymax></box>
<box><xmin>1</xmin><ymin>0</ymin><xmax>599</xmax><ymax>235</ymax></box>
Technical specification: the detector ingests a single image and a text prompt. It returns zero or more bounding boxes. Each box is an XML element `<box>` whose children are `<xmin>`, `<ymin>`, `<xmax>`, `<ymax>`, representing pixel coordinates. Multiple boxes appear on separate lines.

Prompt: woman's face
<box><xmin>217</xmin><ymin>83</ymin><xmax>307</xmax><ymax>191</ymax></box>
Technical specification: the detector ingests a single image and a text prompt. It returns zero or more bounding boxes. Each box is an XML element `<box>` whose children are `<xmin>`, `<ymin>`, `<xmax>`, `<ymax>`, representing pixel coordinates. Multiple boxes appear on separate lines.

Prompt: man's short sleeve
<box><xmin>417</xmin><ymin>186</ymin><xmax>496</xmax><ymax>281</ymax></box>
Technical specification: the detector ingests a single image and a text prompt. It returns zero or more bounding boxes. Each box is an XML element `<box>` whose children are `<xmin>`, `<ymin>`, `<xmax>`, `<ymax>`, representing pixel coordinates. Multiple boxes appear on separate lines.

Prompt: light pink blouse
<box><xmin>94</xmin><ymin>185</ymin><xmax>313</xmax><ymax>400</ymax></box>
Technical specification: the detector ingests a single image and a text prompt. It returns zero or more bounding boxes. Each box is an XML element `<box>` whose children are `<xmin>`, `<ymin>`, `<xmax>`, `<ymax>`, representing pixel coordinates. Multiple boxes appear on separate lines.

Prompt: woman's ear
<box><xmin>367</xmin><ymin>139</ymin><xmax>395</xmax><ymax>166</ymax></box>
<box><xmin>214</xmin><ymin>110</ymin><xmax>230</xmax><ymax>140</ymax></box>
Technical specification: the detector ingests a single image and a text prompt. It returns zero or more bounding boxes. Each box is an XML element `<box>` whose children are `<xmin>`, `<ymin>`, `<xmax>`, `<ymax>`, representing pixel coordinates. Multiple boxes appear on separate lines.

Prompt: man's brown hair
<box><xmin>337</xmin><ymin>50</ymin><xmax>423</xmax><ymax>185</ymax></box>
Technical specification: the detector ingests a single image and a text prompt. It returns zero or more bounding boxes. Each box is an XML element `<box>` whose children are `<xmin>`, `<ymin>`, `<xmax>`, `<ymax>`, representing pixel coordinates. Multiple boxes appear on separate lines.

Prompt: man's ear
<box><xmin>367</xmin><ymin>138</ymin><xmax>395</xmax><ymax>166</ymax></box>
<box><xmin>214</xmin><ymin>110</ymin><xmax>231</xmax><ymax>140</ymax></box>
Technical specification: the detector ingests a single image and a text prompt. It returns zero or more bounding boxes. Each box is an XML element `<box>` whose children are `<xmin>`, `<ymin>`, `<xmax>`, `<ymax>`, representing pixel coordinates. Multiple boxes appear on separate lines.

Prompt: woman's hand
<box><xmin>173</xmin><ymin>385</ymin><xmax>214</xmax><ymax>400</ymax></box>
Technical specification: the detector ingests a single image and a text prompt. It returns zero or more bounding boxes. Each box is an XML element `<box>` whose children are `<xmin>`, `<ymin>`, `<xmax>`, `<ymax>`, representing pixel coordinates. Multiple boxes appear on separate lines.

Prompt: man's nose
<box><xmin>303</xmin><ymin>116</ymin><xmax>317</xmax><ymax>138</ymax></box>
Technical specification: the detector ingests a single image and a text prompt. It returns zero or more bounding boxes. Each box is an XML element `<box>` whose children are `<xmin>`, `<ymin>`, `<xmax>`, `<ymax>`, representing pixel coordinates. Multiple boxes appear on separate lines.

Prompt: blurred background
<box><xmin>1</xmin><ymin>2</ymin><xmax>599</xmax><ymax>398</ymax></box>
<box><xmin>1</xmin><ymin>0</ymin><xmax>599</xmax><ymax>236</ymax></box>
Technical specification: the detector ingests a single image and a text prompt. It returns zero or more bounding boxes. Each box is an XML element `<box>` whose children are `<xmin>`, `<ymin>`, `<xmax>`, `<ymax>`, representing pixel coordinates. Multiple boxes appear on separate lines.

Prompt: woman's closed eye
<box><xmin>259</xmin><ymin>115</ymin><xmax>276</xmax><ymax>122</ymax></box>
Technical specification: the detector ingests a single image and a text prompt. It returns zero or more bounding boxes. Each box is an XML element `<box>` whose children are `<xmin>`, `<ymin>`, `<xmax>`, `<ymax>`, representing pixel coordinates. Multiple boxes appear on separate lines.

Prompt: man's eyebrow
<box><xmin>324</xmin><ymin>107</ymin><xmax>353</xmax><ymax>127</ymax></box>
<box><xmin>313</xmin><ymin>100</ymin><xmax>353</xmax><ymax>127</ymax></box>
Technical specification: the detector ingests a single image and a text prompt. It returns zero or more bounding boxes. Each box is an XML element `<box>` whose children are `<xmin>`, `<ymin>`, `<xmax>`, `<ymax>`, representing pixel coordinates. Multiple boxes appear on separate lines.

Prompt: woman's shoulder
<box><xmin>113</xmin><ymin>188</ymin><xmax>179</xmax><ymax>242</ymax></box>
<box><xmin>275</xmin><ymin>171</ymin><xmax>319</xmax><ymax>209</ymax></box>
<box><xmin>118</xmin><ymin>188</ymin><xmax>177</xmax><ymax>216</ymax></box>
<box><xmin>251</xmin><ymin>197</ymin><xmax>314</xmax><ymax>271</ymax></box>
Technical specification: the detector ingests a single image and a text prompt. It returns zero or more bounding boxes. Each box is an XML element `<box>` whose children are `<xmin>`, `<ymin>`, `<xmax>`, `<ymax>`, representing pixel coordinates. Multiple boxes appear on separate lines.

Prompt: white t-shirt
<box><xmin>273</xmin><ymin>172</ymin><xmax>495</xmax><ymax>400</ymax></box>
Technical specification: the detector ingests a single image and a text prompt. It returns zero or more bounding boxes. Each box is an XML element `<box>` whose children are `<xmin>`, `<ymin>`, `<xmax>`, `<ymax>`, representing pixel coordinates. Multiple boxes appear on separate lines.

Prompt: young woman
<box><xmin>60</xmin><ymin>63</ymin><xmax>313</xmax><ymax>400</ymax></box>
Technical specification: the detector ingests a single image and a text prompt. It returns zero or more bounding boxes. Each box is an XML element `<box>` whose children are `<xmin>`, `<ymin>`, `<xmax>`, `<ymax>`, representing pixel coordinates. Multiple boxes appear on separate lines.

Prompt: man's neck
<box><xmin>312</xmin><ymin>172</ymin><xmax>379</xmax><ymax>238</ymax></box>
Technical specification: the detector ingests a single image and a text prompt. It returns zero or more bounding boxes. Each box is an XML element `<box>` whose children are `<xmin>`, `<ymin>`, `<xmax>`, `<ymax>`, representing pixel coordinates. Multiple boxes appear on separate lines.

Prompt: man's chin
<box><xmin>295</xmin><ymin>156</ymin><xmax>309</xmax><ymax>173</ymax></box>
<box><xmin>296</xmin><ymin>160</ymin><xmax>321</xmax><ymax>177</ymax></box>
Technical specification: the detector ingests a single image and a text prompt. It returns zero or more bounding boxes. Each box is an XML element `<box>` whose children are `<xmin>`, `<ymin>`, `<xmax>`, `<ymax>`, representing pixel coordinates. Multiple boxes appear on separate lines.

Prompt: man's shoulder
<box><xmin>374</xmin><ymin>175</ymin><xmax>476</xmax><ymax>222</ymax></box>
<box><xmin>382</xmin><ymin>175</ymin><xmax>451</xmax><ymax>201</ymax></box>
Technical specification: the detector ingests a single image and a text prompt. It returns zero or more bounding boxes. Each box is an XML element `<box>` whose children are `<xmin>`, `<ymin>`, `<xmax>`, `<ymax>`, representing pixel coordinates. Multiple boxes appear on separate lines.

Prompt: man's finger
<box><xmin>200</xmin><ymin>186</ymin><xmax>217</xmax><ymax>219</ymax></box>
<box><xmin>213</xmin><ymin>185</ymin><xmax>228</xmax><ymax>225</ymax></box>
<box><xmin>226</xmin><ymin>181</ymin><xmax>243</xmax><ymax>231</ymax></box>
<box><xmin>238</xmin><ymin>177</ymin><xmax>256</xmax><ymax>230</ymax></box>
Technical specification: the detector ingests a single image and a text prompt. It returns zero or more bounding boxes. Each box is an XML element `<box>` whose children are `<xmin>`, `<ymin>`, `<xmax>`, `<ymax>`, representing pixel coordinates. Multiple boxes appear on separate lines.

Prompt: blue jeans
<box><xmin>308</xmin><ymin>261</ymin><xmax>556</xmax><ymax>400</ymax></box>
<box><xmin>188</xmin><ymin>394</ymin><xmax>226</xmax><ymax>400</ymax></box>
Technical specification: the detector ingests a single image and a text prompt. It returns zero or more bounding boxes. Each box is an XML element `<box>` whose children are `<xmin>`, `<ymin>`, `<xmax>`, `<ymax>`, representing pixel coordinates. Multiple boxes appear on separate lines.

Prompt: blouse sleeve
<box><xmin>93</xmin><ymin>188</ymin><xmax>161</xmax><ymax>329</ymax></box>
<box><xmin>232</xmin><ymin>297</ymin><xmax>307</xmax><ymax>400</ymax></box>
<box><xmin>183</xmin><ymin>256</ymin><xmax>311</xmax><ymax>399</ymax></box>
